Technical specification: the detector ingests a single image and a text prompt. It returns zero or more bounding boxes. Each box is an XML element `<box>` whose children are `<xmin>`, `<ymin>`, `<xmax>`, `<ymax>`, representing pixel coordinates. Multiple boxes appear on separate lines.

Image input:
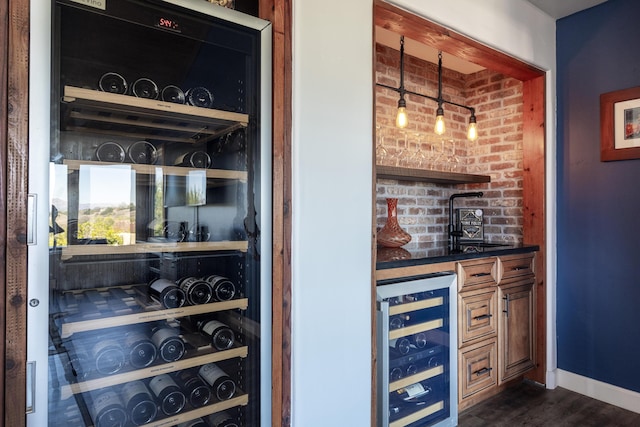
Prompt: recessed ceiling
<box><xmin>375</xmin><ymin>27</ymin><xmax>485</xmax><ymax>75</ymax></box>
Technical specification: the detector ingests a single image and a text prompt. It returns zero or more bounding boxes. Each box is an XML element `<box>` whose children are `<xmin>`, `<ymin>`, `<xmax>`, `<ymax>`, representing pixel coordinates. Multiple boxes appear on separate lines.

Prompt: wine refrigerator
<box><xmin>26</xmin><ymin>0</ymin><xmax>272</xmax><ymax>426</ymax></box>
<box><xmin>377</xmin><ymin>273</ymin><xmax>458</xmax><ymax>427</ymax></box>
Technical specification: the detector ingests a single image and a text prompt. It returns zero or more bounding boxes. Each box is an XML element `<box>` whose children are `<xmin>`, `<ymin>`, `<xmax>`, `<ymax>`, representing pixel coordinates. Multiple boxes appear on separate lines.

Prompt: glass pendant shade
<box><xmin>467</xmin><ymin>120</ymin><xmax>478</xmax><ymax>141</ymax></box>
<box><xmin>434</xmin><ymin>106</ymin><xmax>446</xmax><ymax>135</ymax></box>
<box><xmin>396</xmin><ymin>106</ymin><xmax>408</xmax><ymax>128</ymax></box>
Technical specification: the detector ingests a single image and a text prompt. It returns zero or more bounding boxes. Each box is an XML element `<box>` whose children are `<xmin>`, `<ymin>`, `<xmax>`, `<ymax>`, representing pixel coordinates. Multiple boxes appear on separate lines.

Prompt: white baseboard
<box><xmin>557</xmin><ymin>369</ymin><xmax>640</xmax><ymax>414</ymax></box>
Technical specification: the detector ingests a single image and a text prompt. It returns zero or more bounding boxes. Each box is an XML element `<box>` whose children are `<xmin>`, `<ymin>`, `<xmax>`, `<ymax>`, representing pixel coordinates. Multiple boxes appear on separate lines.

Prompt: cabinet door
<box><xmin>498</xmin><ymin>279</ymin><xmax>536</xmax><ymax>383</ymax></box>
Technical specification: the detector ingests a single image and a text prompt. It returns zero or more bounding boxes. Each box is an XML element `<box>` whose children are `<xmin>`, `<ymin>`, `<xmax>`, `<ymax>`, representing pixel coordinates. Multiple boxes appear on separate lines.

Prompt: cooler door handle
<box><xmin>27</xmin><ymin>194</ymin><xmax>36</xmax><ymax>245</ymax></box>
<box><xmin>26</xmin><ymin>361</ymin><xmax>35</xmax><ymax>414</ymax></box>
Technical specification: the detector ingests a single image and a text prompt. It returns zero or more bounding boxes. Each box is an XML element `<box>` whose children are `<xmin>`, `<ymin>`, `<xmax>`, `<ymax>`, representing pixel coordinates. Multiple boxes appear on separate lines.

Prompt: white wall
<box><xmin>291</xmin><ymin>1</ymin><xmax>557</xmax><ymax>426</ymax></box>
<box><xmin>291</xmin><ymin>0</ymin><xmax>374</xmax><ymax>425</ymax></box>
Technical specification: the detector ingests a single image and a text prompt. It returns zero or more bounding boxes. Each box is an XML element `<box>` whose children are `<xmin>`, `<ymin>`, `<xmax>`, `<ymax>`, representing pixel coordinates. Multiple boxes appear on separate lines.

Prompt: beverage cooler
<box><xmin>26</xmin><ymin>0</ymin><xmax>272</xmax><ymax>426</ymax></box>
<box><xmin>376</xmin><ymin>273</ymin><xmax>458</xmax><ymax>427</ymax></box>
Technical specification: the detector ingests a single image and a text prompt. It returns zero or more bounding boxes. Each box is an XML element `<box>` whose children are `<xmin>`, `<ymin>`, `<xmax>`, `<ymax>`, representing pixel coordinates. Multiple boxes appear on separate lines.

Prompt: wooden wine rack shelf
<box><xmin>62</xmin><ymin>86</ymin><xmax>248</xmax><ymax>143</ymax></box>
<box><xmin>389</xmin><ymin>365</ymin><xmax>444</xmax><ymax>393</ymax></box>
<box><xmin>390</xmin><ymin>401</ymin><xmax>445</xmax><ymax>427</ymax></box>
<box><xmin>60</xmin><ymin>240</ymin><xmax>248</xmax><ymax>260</ymax></box>
<box><xmin>389</xmin><ymin>296</ymin><xmax>444</xmax><ymax>316</ymax></box>
<box><xmin>60</xmin><ymin>346</ymin><xmax>248</xmax><ymax>399</ymax></box>
<box><xmin>63</xmin><ymin>159</ymin><xmax>248</xmax><ymax>181</ymax></box>
<box><xmin>388</xmin><ymin>318</ymin><xmax>444</xmax><ymax>341</ymax></box>
<box><xmin>60</xmin><ymin>298</ymin><xmax>248</xmax><ymax>338</ymax></box>
<box><xmin>147</xmin><ymin>393</ymin><xmax>249</xmax><ymax>427</ymax></box>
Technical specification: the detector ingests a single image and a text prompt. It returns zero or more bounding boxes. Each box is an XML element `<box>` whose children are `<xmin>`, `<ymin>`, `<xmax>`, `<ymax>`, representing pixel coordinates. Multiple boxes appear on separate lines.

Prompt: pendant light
<box><xmin>376</xmin><ymin>36</ymin><xmax>479</xmax><ymax>141</ymax></box>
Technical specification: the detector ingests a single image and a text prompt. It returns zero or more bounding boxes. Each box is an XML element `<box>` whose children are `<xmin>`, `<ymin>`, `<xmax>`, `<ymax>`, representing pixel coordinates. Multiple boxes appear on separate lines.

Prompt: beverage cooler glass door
<box><xmin>376</xmin><ymin>273</ymin><xmax>458</xmax><ymax>427</ymax></box>
<box><xmin>26</xmin><ymin>0</ymin><xmax>272</xmax><ymax>426</ymax></box>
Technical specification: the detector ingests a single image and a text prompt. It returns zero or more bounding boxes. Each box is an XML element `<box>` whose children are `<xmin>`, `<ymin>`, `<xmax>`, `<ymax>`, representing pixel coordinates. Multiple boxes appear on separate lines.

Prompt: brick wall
<box><xmin>375</xmin><ymin>43</ymin><xmax>524</xmax><ymax>249</ymax></box>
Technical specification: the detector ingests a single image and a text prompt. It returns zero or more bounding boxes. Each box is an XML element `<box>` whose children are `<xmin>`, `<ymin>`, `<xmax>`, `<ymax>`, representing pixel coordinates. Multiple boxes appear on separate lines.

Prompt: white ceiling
<box><xmin>525</xmin><ymin>0</ymin><xmax>607</xmax><ymax>19</ymax></box>
<box><xmin>375</xmin><ymin>0</ymin><xmax>608</xmax><ymax>74</ymax></box>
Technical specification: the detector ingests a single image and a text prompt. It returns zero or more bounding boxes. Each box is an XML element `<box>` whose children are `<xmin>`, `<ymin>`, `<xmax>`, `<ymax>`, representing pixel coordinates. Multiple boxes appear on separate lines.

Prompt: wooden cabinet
<box><xmin>457</xmin><ymin>252</ymin><xmax>536</xmax><ymax>410</ymax></box>
<box><xmin>498</xmin><ymin>254</ymin><xmax>537</xmax><ymax>383</ymax></box>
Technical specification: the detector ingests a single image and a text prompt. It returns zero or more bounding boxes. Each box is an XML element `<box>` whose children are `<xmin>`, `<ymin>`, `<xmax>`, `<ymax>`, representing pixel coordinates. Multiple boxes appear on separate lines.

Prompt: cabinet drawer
<box><xmin>459</xmin><ymin>289</ymin><xmax>497</xmax><ymax>346</ymax></box>
<box><xmin>499</xmin><ymin>253</ymin><xmax>535</xmax><ymax>281</ymax></box>
<box><xmin>457</xmin><ymin>258</ymin><xmax>497</xmax><ymax>291</ymax></box>
<box><xmin>459</xmin><ymin>338</ymin><xmax>497</xmax><ymax>400</ymax></box>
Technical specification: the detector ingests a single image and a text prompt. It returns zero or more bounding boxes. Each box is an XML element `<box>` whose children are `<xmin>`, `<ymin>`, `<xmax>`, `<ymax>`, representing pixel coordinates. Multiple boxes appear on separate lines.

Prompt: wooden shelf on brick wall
<box><xmin>376</xmin><ymin>165</ymin><xmax>491</xmax><ymax>185</ymax></box>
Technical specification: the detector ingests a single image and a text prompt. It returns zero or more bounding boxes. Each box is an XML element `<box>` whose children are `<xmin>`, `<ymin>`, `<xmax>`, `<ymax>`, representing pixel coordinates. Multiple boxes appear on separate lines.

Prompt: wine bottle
<box><xmin>405</xmin><ymin>364</ymin><xmax>418</xmax><ymax>376</ymax></box>
<box><xmin>389</xmin><ymin>366</ymin><xmax>404</xmax><ymax>382</ymax></box>
<box><xmin>63</xmin><ymin>339</ymin><xmax>92</xmax><ymax>381</ymax></box>
<box><xmin>124</xmin><ymin>328</ymin><xmax>157</xmax><ymax>369</ymax></box>
<box><xmin>173</xmin><ymin>369</ymin><xmax>212</xmax><ymax>408</ymax></box>
<box><xmin>91</xmin><ymin>337</ymin><xmax>125</xmax><ymax>375</ymax></box>
<box><xmin>148</xmin><ymin>278</ymin><xmax>185</xmax><ymax>308</ymax></box>
<box><xmin>161</xmin><ymin>85</ymin><xmax>186</xmax><ymax>104</ymax></box>
<box><xmin>88</xmin><ymin>389</ymin><xmax>127</xmax><ymax>427</ymax></box>
<box><xmin>198</xmin><ymin>319</ymin><xmax>235</xmax><ymax>351</ymax></box>
<box><xmin>389</xmin><ymin>337</ymin><xmax>411</xmax><ymax>355</ymax></box>
<box><xmin>177</xmin><ymin>276</ymin><xmax>213</xmax><ymax>305</ymax></box>
<box><xmin>174</xmin><ymin>151</ymin><xmax>212</xmax><ymax>168</ymax></box>
<box><xmin>150</xmin><ymin>323</ymin><xmax>185</xmax><ymax>362</ymax></box>
<box><xmin>207</xmin><ymin>411</ymin><xmax>240</xmax><ymax>427</ymax></box>
<box><xmin>198</xmin><ymin>363</ymin><xmax>236</xmax><ymax>401</ymax></box>
<box><xmin>393</xmin><ymin>381</ymin><xmax>433</xmax><ymax>403</ymax></box>
<box><xmin>121</xmin><ymin>380</ymin><xmax>158</xmax><ymax>426</ymax></box>
<box><xmin>148</xmin><ymin>374</ymin><xmax>187</xmax><ymax>415</ymax></box>
<box><xmin>98</xmin><ymin>72</ymin><xmax>128</xmax><ymax>94</ymax></box>
<box><xmin>185</xmin><ymin>86</ymin><xmax>214</xmax><ymax>108</ymax></box>
<box><xmin>132</xmin><ymin>77</ymin><xmax>159</xmax><ymax>99</ymax></box>
<box><xmin>411</xmin><ymin>331</ymin><xmax>428</xmax><ymax>349</ymax></box>
<box><xmin>389</xmin><ymin>315</ymin><xmax>408</xmax><ymax>329</ymax></box>
<box><xmin>202</xmin><ymin>275</ymin><xmax>236</xmax><ymax>301</ymax></box>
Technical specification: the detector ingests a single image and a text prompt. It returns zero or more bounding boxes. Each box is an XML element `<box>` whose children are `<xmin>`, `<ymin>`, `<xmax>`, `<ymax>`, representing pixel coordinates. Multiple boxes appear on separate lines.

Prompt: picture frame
<box><xmin>600</xmin><ymin>86</ymin><xmax>640</xmax><ymax>161</ymax></box>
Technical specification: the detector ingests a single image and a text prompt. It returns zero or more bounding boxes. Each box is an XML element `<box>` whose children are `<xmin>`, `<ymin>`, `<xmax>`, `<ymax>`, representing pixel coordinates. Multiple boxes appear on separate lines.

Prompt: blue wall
<box><xmin>557</xmin><ymin>0</ymin><xmax>640</xmax><ymax>393</ymax></box>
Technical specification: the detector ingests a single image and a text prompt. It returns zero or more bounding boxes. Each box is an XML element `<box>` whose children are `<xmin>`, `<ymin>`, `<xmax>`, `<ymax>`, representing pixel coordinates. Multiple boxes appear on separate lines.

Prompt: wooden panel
<box><xmin>373</xmin><ymin>0</ymin><xmax>544</xmax><ymax>82</ymax></box>
<box><xmin>5</xmin><ymin>0</ymin><xmax>29</xmax><ymax>423</ymax></box>
<box><xmin>456</xmin><ymin>258</ymin><xmax>497</xmax><ymax>291</ymax></box>
<box><xmin>522</xmin><ymin>76</ymin><xmax>546</xmax><ymax>384</ymax></box>
<box><xmin>375</xmin><ymin>261</ymin><xmax>456</xmax><ymax>282</ymax></box>
<box><xmin>264</xmin><ymin>0</ymin><xmax>293</xmax><ymax>425</ymax></box>
<box><xmin>0</xmin><ymin>0</ymin><xmax>8</xmax><ymax>420</ymax></box>
<box><xmin>458</xmin><ymin>288</ymin><xmax>497</xmax><ymax>346</ymax></box>
<box><xmin>459</xmin><ymin>338</ymin><xmax>498</xmax><ymax>401</ymax></box>
<box><xmin>499</xmin><ymin>280</ymin><xmax>536</xmax><ymax>384</ymax></box>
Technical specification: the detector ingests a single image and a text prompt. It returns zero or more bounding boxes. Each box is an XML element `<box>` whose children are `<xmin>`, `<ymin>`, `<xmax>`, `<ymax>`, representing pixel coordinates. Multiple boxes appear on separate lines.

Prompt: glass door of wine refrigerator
<box><xmin>27</xmin><ymin>1</ymin><xmax>272</xmax><ymax>426</ymax></box>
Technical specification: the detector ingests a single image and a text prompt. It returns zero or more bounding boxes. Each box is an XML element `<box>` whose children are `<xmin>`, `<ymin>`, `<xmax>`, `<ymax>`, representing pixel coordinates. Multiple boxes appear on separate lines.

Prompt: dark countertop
<box><xmin>376</xmin><ymin>241</ymin><xmax>539</xmax><ymax>271</ymax></box>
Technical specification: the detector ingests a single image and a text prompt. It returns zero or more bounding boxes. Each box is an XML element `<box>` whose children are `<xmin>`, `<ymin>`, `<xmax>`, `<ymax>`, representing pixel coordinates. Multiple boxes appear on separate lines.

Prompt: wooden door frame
<box><xmin>4</xmin><ymin>0</ymin><xmax>30</xmax><ymax>422</ymax></box>
<box><xmin>373</xmin><ymin>0</ymin><xmax>547</xmax><ymax>389</ymax></box>
<box><xmin>260</xmin><ymin>0</ymin><xmax>293</xmax><ymax>425</ymax></box>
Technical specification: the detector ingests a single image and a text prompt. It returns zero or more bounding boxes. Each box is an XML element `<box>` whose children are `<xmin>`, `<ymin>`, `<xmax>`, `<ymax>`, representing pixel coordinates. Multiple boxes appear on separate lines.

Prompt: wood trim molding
<box><xmin>0</xmin><ymin>0</ymin><xmax>8</xmax><ymax>419</ymax></box>
<box><xmin>522</xmin><ymin>75</ymin><xmax>546</xmax><ymax>384</ymax></box>
<box><xmin>5</xmin><ymin>0</ymin><xmax>30</xmax><ymax>423</ymax></box>
<box><xmin>262</xmin><ymin>0</ymin><xmax>293</xmax><ymax>426</ymax></box>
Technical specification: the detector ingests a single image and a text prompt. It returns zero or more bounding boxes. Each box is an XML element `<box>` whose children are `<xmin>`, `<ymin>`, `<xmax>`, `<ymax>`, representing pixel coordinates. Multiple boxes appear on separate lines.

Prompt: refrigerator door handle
<box><xmin>27</xmin><ymin>194</ymin><xmax>36</xmax><ymax>246</ymax></box>
<box><xmin>26</xmin><ymin>361</ymin><xmax>35</xmax><ymax>414</ymax></box>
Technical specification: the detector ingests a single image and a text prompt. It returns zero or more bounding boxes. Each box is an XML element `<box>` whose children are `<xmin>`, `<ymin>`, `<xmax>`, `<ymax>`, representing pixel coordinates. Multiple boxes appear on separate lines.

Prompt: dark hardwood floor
<box><xmin>458</xmin><ymin>381</ymin><xmax>640</xmax><ymax>426</ymax></box>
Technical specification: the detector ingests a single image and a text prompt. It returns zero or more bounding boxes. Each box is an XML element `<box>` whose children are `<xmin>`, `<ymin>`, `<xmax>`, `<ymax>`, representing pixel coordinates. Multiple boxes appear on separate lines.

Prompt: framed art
<box><xmin>601</xmin><ymin>86</ymin><xmax>640</xmax><ymax>161</ymax></box>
